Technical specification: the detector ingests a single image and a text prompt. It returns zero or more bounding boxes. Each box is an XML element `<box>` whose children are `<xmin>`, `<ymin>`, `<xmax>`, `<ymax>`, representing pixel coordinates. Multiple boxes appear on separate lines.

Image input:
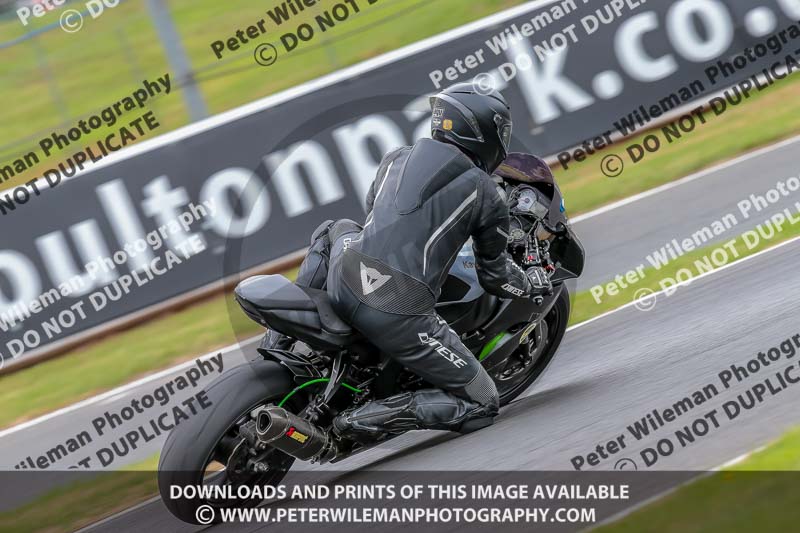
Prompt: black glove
<box><xmin>526</xmin><ymin>266</ymin><xmax>552</xmax><ymax>296</ymax></box>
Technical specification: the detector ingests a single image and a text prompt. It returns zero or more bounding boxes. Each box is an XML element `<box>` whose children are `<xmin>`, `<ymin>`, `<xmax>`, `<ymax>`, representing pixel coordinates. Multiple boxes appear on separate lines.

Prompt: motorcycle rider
<box><xmin>321</xmin><ymin>83</ymin><xmax>553</xmax><ymax>441</ymax></box>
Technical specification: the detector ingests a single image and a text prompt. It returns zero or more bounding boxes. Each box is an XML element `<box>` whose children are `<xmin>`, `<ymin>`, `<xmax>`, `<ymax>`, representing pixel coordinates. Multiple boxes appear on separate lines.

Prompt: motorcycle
<box><xmin>158</xmin><ymin>153</ymin><xmax>585</xmax><ymax>524</ymax></box>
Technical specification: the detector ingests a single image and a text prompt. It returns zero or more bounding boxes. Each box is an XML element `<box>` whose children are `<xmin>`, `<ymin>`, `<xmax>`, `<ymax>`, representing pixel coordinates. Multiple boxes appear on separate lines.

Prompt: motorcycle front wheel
<box><xmin>494</xmin><ymin>287</ymin><xmax>570</xmax><ymax>405</ymax></box>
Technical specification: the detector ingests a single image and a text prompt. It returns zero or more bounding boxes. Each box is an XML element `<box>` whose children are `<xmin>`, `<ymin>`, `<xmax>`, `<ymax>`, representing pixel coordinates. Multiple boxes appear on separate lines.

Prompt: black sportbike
<box><xmin>158</xmin><ymin>153</ymin><xmax>585</xmax><ymax>524</ymax></box>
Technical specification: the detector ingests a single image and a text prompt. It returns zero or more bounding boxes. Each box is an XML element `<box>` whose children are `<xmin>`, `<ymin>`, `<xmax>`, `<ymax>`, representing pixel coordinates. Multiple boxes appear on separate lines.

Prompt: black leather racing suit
<box><xmin>326</xmin><ymin>138</ymin><xmax>534</xmax><ymax>439</ymax></box>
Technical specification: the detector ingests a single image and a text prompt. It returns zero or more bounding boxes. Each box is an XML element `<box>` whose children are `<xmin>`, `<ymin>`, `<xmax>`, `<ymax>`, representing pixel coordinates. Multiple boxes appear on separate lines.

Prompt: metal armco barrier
<box><xmin>1</xmin><ymin>0</ymin><xmax>797</xmax><ymax>367</ymax></box>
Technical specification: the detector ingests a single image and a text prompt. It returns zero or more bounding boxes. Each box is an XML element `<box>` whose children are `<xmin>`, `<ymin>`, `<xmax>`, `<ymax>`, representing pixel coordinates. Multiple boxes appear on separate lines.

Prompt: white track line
<box><xmin>589</xmin><ymin>443</ymin><xmax>771</xmax><ymax>531</ymax></box>
<box><xmin>2</xmin><ymin>133</ymin><xmax>799</xmax><ymax>439</ymax></box>
<box><xmin>567</xmin><ymin>233</ymin><xmax>800</xmax><ymax>332</ymax></box>
<box><xmin>714</xmin><ymin>445</ymin><xmax>768</xmax><ymax>471</ymax></box>
<box><xmin>570</xmin><ymin>133</ymin><xmax>800</xmax><ymax>223</ymax></box>
<box><xmin>80</xmin><ymin>181</ymin><xmax>800</xmax><ymax>533</ymax></box>
<box><xmin>4</xmin><ymin>0</ymin><xmax>795</xmax><ymax>524</ymax></box>
<box><xmin>59</xmin><ymin>229</ymin><xmax>800</xmax><ymax>532</ymax></box>
<box><xmin>0</xmin><ymin>338</ymin><xmax>259</xmax><ymax>439</ymax></box>
<box><xmin>4</xmin><ymin>231</ymin><xmax>798</xmax><ymax>441</ymax></box>
<box><xmin>580</xmin><ymin>232</ymin><xmax>800</xmax><ymax>530</ymax></box>
<box><xmin>74</xmin><ymin>495</ymin><xmax>163</xmax><ymax>533</ymax></box>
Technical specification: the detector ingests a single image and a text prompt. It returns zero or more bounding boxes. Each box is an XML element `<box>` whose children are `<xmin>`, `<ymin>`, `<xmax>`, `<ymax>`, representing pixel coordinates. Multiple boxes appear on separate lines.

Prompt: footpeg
<box><xmin>255</xmin><ymin>407</ymin><xmax>337</xmax><ymax>463</ymax></box>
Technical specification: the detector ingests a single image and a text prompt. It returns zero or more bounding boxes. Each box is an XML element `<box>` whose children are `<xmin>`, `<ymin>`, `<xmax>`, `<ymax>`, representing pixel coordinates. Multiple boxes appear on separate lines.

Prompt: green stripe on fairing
<box><xmin>277</xmin><ymin>378</ymin><xmax>362</xmax><ymax>408</ymax></box>
<box><xmin>478</xmin><ymin>332</ymin><xmax>507</xmax><ymax>361</ymax></box>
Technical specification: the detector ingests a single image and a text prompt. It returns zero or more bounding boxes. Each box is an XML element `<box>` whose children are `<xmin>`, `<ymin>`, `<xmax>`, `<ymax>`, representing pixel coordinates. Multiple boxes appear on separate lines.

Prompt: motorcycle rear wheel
<box><xmin>158</xmin><ymin>358</ymin><xmax>297</xmax><ymax>525</ymax></box>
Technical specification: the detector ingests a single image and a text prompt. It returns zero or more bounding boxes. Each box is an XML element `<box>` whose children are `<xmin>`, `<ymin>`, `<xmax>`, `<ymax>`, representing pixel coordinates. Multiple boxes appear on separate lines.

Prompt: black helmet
<box><xmin>430</xmin><ymin>82</ymin><xmax>512</xmax><ymax>173</ymax></box>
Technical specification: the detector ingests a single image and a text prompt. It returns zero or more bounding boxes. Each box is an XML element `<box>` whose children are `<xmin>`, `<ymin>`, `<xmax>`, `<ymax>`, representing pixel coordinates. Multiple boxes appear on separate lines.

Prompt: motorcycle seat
<box><xmin>298</xmin><ymin>286</ymin><xmax>353</xmax><ymax>335</ymax></box>
<box><xmin>235</xmin><ymin>275</ymin><xmax>356</xmax><ymax>343</ymax></box>
<box><xmin>237</xmin><ymin>277</ymin><xmax>316</xmax><ymax>311</ymax></box>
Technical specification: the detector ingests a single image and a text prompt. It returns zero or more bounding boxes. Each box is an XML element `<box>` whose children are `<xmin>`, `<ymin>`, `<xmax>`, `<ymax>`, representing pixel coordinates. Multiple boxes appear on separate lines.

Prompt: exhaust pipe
<box><xmin>256</xmin><ymin>407</ymin><xmax>335</xmax><ymax>462</ymax></box>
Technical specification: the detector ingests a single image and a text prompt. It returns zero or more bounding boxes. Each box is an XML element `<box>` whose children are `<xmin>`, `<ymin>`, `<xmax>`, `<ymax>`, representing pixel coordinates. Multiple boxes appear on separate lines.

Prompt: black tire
<box><xmin>158</xmin><ymin>358</ymin><xmax>296</xmax><ymax>525</ymax></box>
<box><xmin>497</xmin><ymin>287</ymin><xmax>570</xmax><ymax>405</ymax></box>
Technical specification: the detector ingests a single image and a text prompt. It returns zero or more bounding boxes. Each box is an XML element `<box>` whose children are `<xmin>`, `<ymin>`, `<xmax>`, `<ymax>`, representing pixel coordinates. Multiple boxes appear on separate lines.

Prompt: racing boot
<box><xmin>332</xmin><ymin>389</ymin><xmax>498</xmax><ymax>442</ymax></box>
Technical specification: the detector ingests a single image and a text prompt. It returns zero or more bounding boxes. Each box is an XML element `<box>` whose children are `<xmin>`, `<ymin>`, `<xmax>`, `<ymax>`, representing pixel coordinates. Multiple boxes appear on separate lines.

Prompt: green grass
<box><xmin>554</xmin><ymin>73</ymin><xmax>800</xmax><ymax>214</ymax></box>
<box><xmin>8</xmin><ymin>424</ymin><xmax>800</xmax><ymax>533</ymax></box>
<box><xmin>0</xmin><ymin>287</ymin><xmax>268</xmax><ymax>429</ymax></box>
<box><xmin>4</xmin><ymin>3</ymin><xmax>800</xmax><ymax>530</ymax></box>
<box><xmin>3</xmin><ymin>201</ymin><xmax>798</xmax><ymax>431</ymax></box>
<box><xmin>8</xmin><ymin>407</ymin><xmax>800</xmax><ymax>533</ymax></box>
<box><xmin>3</xmin><ymin>71</ymin><xmax>800</xmax><ymax>430</ymax></box>
<box><xmin>6</xmin><ymin>0</ymin><xmax>800</xmax><ymax>193</ymax></box>
<box><xmin>2</xmin><ymin>0</ymin><xmax>800</xmax><ymax>443</ymax></box>
<box><xmin>0</xmin><ymin>0</ymin><xmax>528</xmax><ymax>427</ymax></box>
<box><xmin>4</xmin><ymin>131</ymin><xmax>800</xmax><ymax>532</ymax></box>
<box><xmin>0</xmin><ymin>454</ymin><xmax>160</xmax><ymax>533</ymax></box>
<box><xmin>0</xmin><ymin>265</ymin><xmax>296</xmax><ymax>429</ymax></box>
<box><xmin>598</xmin><ymin>429</ymin><xmax>800</xmax><ymax>533</ymax></box>
<box><xmin>0</xmin><ymin>0</ymin><xmax>526</xmax><ymax>184</ymax></box>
